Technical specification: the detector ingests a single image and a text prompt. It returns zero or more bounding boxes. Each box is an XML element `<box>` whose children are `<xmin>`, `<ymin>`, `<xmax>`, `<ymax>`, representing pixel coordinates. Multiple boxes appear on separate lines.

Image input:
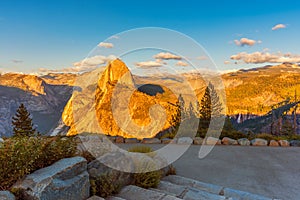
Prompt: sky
<box><xmin>0</xmin><ymin>0</ymin><xmax>300</xmax><ymax>74</ymax></box>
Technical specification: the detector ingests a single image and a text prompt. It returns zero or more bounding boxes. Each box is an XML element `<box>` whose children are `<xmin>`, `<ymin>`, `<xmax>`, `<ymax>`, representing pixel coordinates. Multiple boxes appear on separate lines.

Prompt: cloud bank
<box><xmin>230</xmin><ymin>51</ymin><xmax>300</xmax><ymax>64</ymax></box>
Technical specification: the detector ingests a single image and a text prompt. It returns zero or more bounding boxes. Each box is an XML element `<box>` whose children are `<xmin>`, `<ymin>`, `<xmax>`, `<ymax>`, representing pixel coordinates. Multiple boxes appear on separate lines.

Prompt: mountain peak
<box><xmin>98</xmin><ymin>59</ymin><xmax>135</xmax><ymax>90</ymax></box>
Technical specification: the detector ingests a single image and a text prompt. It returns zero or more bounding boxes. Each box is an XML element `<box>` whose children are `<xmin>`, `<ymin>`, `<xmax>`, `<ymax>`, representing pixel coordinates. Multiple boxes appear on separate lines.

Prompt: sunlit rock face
<box><xmin>0</xmin><ymin>73</ymin><xmax>73</xmax><ymax>137</ymax></box>
<box><xmin>62</xmin><ymin>59</ymin><xmax>179</xmax><ymax>139</ymax></box>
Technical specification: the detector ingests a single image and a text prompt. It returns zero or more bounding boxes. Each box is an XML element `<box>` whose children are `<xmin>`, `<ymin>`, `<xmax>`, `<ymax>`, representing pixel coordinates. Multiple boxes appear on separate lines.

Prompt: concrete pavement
<box><xmin>117</xmin><ymin>144</ymin><xmax>300</xmax><ymax>200</ymax></box>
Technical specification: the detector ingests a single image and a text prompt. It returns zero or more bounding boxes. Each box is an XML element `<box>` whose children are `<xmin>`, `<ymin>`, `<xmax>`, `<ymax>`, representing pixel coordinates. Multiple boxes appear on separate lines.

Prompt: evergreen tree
<box><xmin>12</xmin><ymin>103</ymin><xmax>36</xmax><ymax>137</ymax></box>
<box><xmin>178</xmin><ymin>94</ymin><xmax>187</xmax><ymax>120</ymax></box>
<box><xmin>198</xmin><ymin>82</ymin><xmax>223</xmax><ymax>136</ymax></box>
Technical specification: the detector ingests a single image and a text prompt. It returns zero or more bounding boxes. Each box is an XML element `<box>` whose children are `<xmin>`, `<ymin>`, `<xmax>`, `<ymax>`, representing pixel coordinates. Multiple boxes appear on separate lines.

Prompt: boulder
<box><xmin>87</xmin><ymin>195</ymin><xmax>105</xmax><ymax>200</ymax></box>
<box><xmin>0</xmin><ymin>191</ymin><xmax>15</xmax><ymax>200</ymax></box>
<box><xmin>222</xmin><ymin>137</ymin><xmax>238</xmax><ymax>145</ymax></box>
<box><xmin>88</xmin><ymin>151</ymin><xmax>134</xmax><ymax>186</ymax></box>
<box><xmin>278</xmin><ymin>140</ymin><xmax>290</xmax><ymax>147</ymax></box>
<box><xmin>115</xmin><ymin>136</ymin><xmax>125</xmax><ymax>143</ymax></box>
<box><xmin>161</xmin><ymin>138</ymin><xmax>177</xmax><ymax>144</ymax></box>
<box><xmin>12</xmin><ymin>156</ymin><xmax>90</xmax><ymax>200</ymax></box>
<box><xmin>125</xmin><ymin>138</ymin><xmax>139</xmax><ymax>143</ymax></box>
<box><xmin>269</xmin><ymin>140</ymin><xmax>279</xmax><ymax>147</ymax></box>
<box><xmin>193</xmin><ymin>137</ymin><xmax>203</xmax><ymax>145</ymax></box>
<box><xmin>238</xmin><ymin>138</ymin><xmax>250</xmax><ymax>146</ymax></box>
<box><xmin>251</xmin><ymin>138</ymin><xmax>268</xmax><ymax>146</ymax></box>
<box><xmin>290</xmin><ymin>140</ymin><xmax>300</xmax><ymax>147</ymax></box>
<box><xmin>0</xmin><ymin>137</ymin><xmax>4</xmax><ymax>143</ymax></box>
<box><xmin>142</xmin><ymin>138</ymin><xmax>161</xmax><ymax>144</ymax></box>
<box><xmin>177</xmin><ymin>137</ymin><xmax>193</xmax><ymax>145</ymax></box>
<box><xmin>76</xmin><ymin>135</ymin><xmax>119</xmax><ymax>158</ymax></box>
<box><xmin>107</xmin><ymin>136</ymin><xmax>116</xmax><ymax>143</ymax></box>
<box><xmin>205</xmin><ymin>137</ymin><xmax>221</xmax><ymax>145</ymax></box>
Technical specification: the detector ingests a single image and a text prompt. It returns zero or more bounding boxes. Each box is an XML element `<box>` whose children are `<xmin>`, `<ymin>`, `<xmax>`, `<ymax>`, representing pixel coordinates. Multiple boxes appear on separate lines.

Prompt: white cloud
<box><xmin>196</xmin><ymin>56</ymin><xmax>208</xmax><ymax>60</ymax></box>
<box><xmin>154</xmin><ymin>52</ymin><xmax>181</xmax><ymax>60</ymax></box>
<box><xmin>73</xmin><ymin>55</ymin><xmax>117</xmax><ymax>67</ymax></box>
<box><xmin>234</xmin><ymin>38</ymin><xmax>258</xmax><ymax>46</ymax></box>
<box><xmin>176</xmin><ymin>61</ymin><xmax>189</xmax><ymax>66</ymax></box>
<box><xmin>98</xmin><ymin>42</ymin><xmax>114</xmax><ymax>48</ymax></box>
<box><xmin>38</xmin><ymin>55</ymin><xmax>117</xmax><ymax>74</ymax></box>
<box><xmin>272</xmin><ymin>24</ymin><xmax>286</xmax><ymax>31</ymax></box>
<box><xmin>224</xmin><ymin>61</ymin><xmax>231</xmax><ymax>65</ymax></box>
<box><xmin>135</xmin><ymin>60</ymin><xmax>164</xmax><ymax>68</ymax></box>
<box><xmin>230</xmin><ymin>51</ymin><xmax>300</xmax><ymax>64</ymax></box>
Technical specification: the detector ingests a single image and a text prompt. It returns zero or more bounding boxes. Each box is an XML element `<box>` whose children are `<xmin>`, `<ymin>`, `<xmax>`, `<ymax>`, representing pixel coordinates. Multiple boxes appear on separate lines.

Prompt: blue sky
<box><xmin>0</xmin><ymin>0</ymin><xmax>300</xmax><ymax>73</ymax></box>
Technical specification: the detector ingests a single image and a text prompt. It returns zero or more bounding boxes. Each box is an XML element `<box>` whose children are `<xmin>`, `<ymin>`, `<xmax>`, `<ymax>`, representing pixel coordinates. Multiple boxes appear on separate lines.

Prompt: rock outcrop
<box><xmin>61</xmin><ymin>59</ymin><xmax>178</xmax><ymax>139</ymax></box>
<box><xmin>12</xmin><ymin>156</ymin><xmax>90</xmax><ymax>200</ymax></box>
<box><xmin>0</xmin><ymin>73</ymin><xmax>73</xmax><ymax>136</ymax></box>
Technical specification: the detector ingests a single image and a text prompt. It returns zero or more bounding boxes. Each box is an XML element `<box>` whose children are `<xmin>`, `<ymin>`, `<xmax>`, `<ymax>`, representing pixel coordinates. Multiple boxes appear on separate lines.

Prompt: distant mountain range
<box><xmin>0</xmin><ymin>61</ymin><xmax>299</xmax><ymax>137</ymax></box>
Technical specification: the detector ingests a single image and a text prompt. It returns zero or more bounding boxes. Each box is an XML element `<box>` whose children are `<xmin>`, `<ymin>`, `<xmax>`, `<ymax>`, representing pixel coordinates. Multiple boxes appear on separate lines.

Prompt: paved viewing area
<box><xmin>118</xmin><ymin>144</ymin><xmax>300</xmax><ymax>200</ymax></box>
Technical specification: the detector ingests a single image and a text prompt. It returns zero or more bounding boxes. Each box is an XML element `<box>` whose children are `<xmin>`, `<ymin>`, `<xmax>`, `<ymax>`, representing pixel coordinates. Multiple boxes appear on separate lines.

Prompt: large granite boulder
<box><xmin>278</xmin><ymin>140</ymin><xmax>290</xmax><ymax>147</ymax></box>
<box><xmin>204</xmin><ymin>137</ymin><xmax>221</xmax><ymax>145</ymax></box>
<box><xmin>269</xmin><ymin>140</ymin><xmax>279</xmax><ymax>147</ymax></box>
<box><xmin>88</xmin><ymin>151</ymin><xmax>134</xmax><ymax>186</ymax></box>
<box><xmin>0</xmin><ymin>191</ymin><xmax>15</xmax><ymax>200</ymax></box>
<box><xmin>177</xmin><ymin>137</ymin><xmax>193</xmax><ymax>145</ymax></box>
<box><xmin>221</xmin><ymin>137</ymin><xmax>238</xmax><ymax>145</ymax></box>
<box><xmin>125</xmin><ymin>138</ymin><xmax>139</xmax><ymax>143</ymax></box>
<box><xmin>251</xmin><ymin>138</ymin><xmax>268</xmax><ymax>146</ymax></box>
<box><xmin>12</xmin><ymin>156</ymin><xmax>90</xmax><ymax>200</ymax></box>
<box><xmin>237</xmin><ymin>138</ymin><xmax>250</xmax><ymax>146</ymax></box>
<box><xmin>193</xmin><ymin>137</ymin><xmax>204</xmax><ymax>145</ymax></box>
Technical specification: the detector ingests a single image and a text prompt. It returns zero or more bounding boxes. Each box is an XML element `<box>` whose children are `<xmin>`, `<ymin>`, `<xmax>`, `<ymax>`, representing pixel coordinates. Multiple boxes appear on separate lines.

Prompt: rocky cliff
<box><xmin>59</xmin><ymin>59</ymin><xmax>179</xmax><ymax>138</ymax></box>
<box><xmin>0</xmin><ymin>73</ymin><xmax>74</xmax><ymax>136</ymax></box>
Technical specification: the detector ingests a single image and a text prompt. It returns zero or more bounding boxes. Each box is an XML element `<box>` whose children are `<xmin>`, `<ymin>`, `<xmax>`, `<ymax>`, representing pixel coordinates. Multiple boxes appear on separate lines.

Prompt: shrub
<box><xmin>220</xmin><ymin>130</ymin><xmax>247</xmax><ymax>140</ymax></box>
<box><xmin>0</xmin><ymin>136</ymin><xmax>76</xmax><ymax>190</ymax></box>
<box><xmin>128</xmin><ymin>145</ymin><xmax>153</xmax><ymax>153</ymax></box>
<box><xmin>128</xmin><ymin>145</ymin><xmax>161</xmax><ymax>189</ymax></box>
<box><xmin>90</xmin><ymin>172</ymin><xmax>121</xmax><ymax>198</ymax></box>
<box><xmin>255</xmin><ymin>133</ymin><xmax>277</xmax><ymax>142</ymax></box>
<box><xmin>133</xmin><ymin>170</ymin><xmax>161</xmax><ymax>189</ymax></box>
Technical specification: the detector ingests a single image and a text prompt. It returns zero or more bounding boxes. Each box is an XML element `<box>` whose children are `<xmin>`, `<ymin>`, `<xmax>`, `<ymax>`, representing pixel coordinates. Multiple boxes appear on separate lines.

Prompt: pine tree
<box><xmin>12</xmin><ymin>103</ymin><xmax>36</xmax><ymax>137</ymax></box>
<box><xmin>198</xmin><ymin>82</ymin><xmax>223</xmax><ymax>135</ymax></box>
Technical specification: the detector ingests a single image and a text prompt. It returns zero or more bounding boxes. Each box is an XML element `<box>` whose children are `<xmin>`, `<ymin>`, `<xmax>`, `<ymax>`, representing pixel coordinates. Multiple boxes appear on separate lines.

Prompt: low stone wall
<box><xmin>106</xmin><ymin>136</ymin><xmax>300</xmax><ymax>147</ymax></box>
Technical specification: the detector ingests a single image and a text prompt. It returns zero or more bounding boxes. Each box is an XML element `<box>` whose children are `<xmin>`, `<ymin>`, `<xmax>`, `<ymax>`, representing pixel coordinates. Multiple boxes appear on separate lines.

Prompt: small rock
<box><xmin>222</xmin><ymin>137</ymin><xmax>238</xmax><ymax>145</ymax></box>
<box><xmin>142</xmin><ymin>138</ymin><xmax>161</xmax><ymax>144</ymax></box>
<box><xmin>87</xmin><ymin>195</ymin><xmax>105</xmax><ymax>200</ymax></box>
<box><xmin>278</xmin><ymin>140</ymin><xmax>289</xmax><ymax>147</ymax></box>
<box><xmin>290</xmin><ymin>140</ymin><xmax>300</xmax><ymax>147</ymax></box>
<box><xmin>251</xmin><ymin>138</ymin><xmax>268</xmax><ymax>146</ymax></box>
<box><xmin>238</xmin><ymin>138</ymin><xmax>250</xmax><ymax>146</ymax></box>
<box><xmin>205</xmin><ymin>137</ymin><xmax>221</xmax><ymax>145</ymax></box>
<box><xmin>125</xmin><ymin>138</ymin><xmax>139</xmax><ymax>143</ymax></box>
<box><xmin>0</xmin><ymin>191</ymin><xmax>15</xmax><ymax>200</ymax></box>
<box><xmin>107</xmin><ymin>136</ymin><xmax>116</xmax><ymax>143</ymax></box>
<box><xmin>177</xmin><ymin>137</ymin><xmax>193</xmax><ymax>145</ymax></box>
<box><xmin>161</xmin><ymin>138</ymin><xmax>177</xmax><ymax>144</ymax></box>
<box><xmin>269</xmin><ymin>140</ymin><xmax>279</xmax><ymax>147</ymax></box>
<box><xmin>193</xmin><ymin>137</ymin><xmax>203</xmax><ymax>145</ymax></box>
<box><xmin>115</xmin><ymin>136</ymin><xmax>124</xmax><ymax>143</ymax></box>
